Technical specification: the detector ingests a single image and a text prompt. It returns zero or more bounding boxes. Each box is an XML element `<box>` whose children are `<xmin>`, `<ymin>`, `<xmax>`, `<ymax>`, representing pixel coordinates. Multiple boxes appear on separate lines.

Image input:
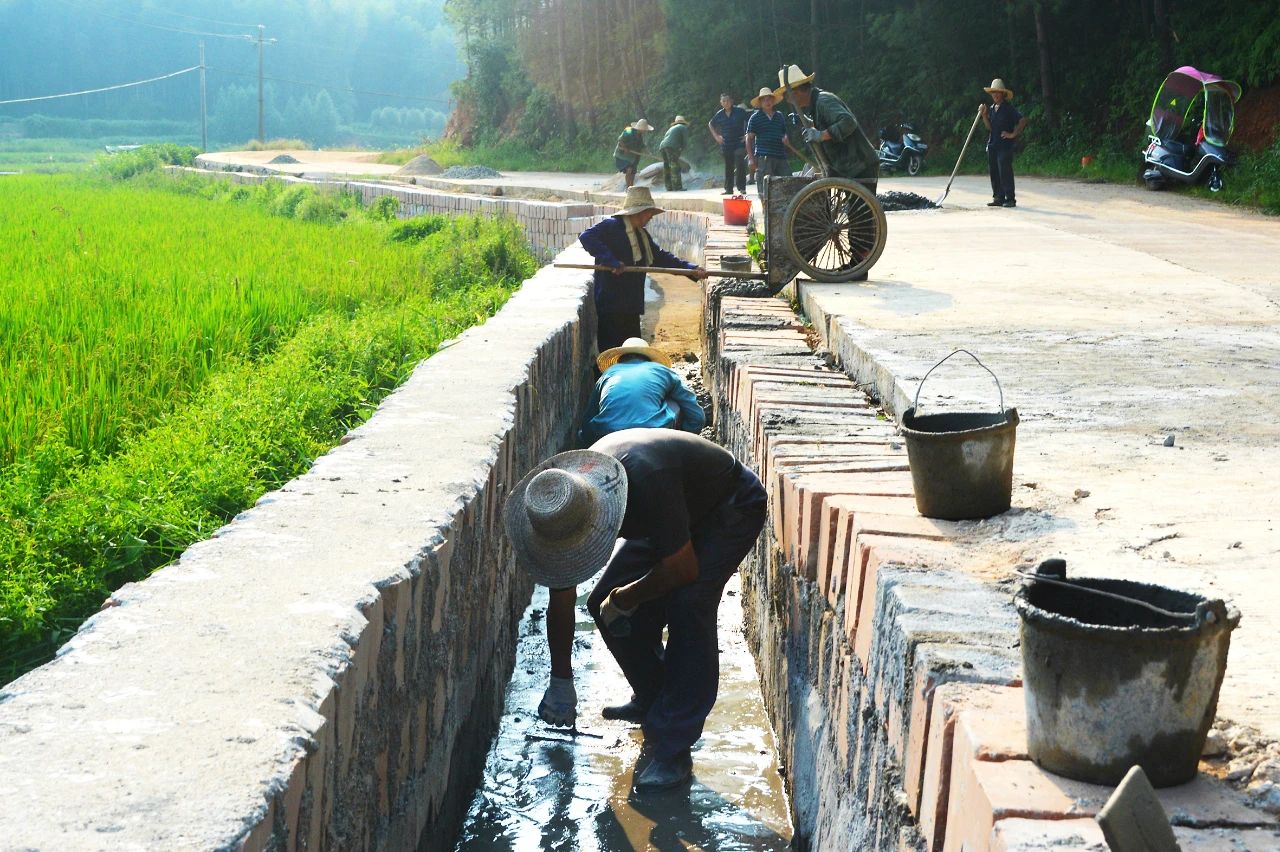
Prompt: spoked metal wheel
<box><xmin>782</xmin><ymin>178</ymin><xmax>888</xmax><ymax>282</ymax></box>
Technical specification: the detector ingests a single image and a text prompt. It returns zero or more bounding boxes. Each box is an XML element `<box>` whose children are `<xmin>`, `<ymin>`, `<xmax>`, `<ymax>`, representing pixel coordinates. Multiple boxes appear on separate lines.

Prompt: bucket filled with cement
<box><xmin>1015</xmin><ymin>559</ymin><xmax>1240</xmax><ymax>787</ymax></box>
<box><xmin>900</xmin><ymin>349</ymin><xmax>1017</xmax><ymax>520</ymax></box>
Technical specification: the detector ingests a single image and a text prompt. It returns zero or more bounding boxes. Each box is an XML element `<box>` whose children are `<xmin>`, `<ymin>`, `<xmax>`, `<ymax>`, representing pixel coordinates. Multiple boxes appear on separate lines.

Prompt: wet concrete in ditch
<box><xmin>454</xmin><ymin>274</ymin><xmax>793</xmax><ymax>850</ymax></box>
<box><xmin>454</xmin><ymin>578</ymin><xmax>793</xmax><ymax>851</ymax></box>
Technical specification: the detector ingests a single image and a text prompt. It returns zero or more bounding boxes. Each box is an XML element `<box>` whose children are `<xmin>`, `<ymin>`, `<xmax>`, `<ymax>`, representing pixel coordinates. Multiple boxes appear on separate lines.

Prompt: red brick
<box><xmin>918</xmin><ymin>683</ymin><xmax>978</xmax><ymax>851</ymax></box>
<box><xmin>951</xmin><ymin>686</ymin><xmax>1029</xmax><ymax>764</ymax></box>
<box><xmin>852</xmin><ymin>534</ymin><xmax>960</xmax><ymax>667</ymax></box>
<box><xmin>943</xmin><ymin>760</ymin><xmax>1092</xmax><ymax>852</ymax></box>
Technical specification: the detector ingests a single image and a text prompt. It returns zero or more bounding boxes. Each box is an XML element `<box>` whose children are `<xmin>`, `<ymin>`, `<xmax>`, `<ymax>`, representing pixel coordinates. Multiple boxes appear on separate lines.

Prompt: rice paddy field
<box><xmin>0</xmin><ymin>168</ymin><xmax>535</xmax><ymax>679</ymax></box>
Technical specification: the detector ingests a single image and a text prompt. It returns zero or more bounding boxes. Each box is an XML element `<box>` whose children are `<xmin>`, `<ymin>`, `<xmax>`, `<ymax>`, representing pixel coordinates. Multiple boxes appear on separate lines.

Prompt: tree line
<box><xmin>444</xmin><ymin>0</ymin><xmax>1280</xmax><ymax>161</ymax></box>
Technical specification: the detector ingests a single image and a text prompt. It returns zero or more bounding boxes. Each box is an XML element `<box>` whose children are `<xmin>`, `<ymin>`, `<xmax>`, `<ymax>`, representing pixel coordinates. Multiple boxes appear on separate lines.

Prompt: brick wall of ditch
<box><xmin>699</xmin><ymin>220</ymin><xmax>1277</xmax><ymax>850</ymax></box>
<box><xmin>0</xmin><ymin>235</ymin><xmax>602</xmax><ymax>848</ymax></box>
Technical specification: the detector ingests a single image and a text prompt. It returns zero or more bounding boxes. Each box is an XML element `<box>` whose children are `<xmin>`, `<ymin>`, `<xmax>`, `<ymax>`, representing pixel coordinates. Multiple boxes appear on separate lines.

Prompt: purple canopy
<box><xmin>1169</xmin><ymin>66</ymin><xmax>1242</xmax><ymax>102</ymax></box>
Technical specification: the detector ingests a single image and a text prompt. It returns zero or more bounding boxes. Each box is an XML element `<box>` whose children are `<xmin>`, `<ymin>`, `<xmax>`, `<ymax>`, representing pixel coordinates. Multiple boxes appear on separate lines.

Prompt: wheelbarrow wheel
<box><xmin>782</xmin><ymin>177</ymin><xmax>888</xmax><ymax>282</ymax></box>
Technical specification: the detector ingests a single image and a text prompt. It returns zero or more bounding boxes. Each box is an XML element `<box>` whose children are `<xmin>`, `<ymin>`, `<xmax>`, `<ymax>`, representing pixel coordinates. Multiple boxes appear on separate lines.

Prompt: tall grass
<box><xmin>1</xmin><ymin>173</ymin><xmax>535</xmax><ymax>679</ymax></box>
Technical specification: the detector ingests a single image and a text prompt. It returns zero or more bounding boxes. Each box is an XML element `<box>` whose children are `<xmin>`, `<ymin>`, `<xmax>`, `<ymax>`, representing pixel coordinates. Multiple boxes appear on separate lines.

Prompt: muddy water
<box><xmin>453</xmin><ymin>572</ymin><xmax>794</xmax><ymax>851</ymax></box>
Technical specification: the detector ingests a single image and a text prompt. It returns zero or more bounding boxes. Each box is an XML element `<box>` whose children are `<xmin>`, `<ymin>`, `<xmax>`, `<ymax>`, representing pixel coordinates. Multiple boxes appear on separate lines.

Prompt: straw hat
<box><xmin>673</xmin><ymin>115</ymin><xmax>689</xmax><ymax>125</ymax></box>
<box><xmin>614</xmin><ymin>186</ymin><xmax>665</xmax><ymax>217</ymax></box>
<box><xmin>775</xmin><ymin>64</ymin><xmax>816</xmax><ymax>98</ymax></box>
<box><xmin>504</xmin><ymin>450</ymin><xmax>628</xmax><ymax>588</ymax></box>
<box><xmin>984</xmin><ymin>78</ymin><xmax>1015</xmax><ymax>99</ymax></box>
<box><xmin>750</xmin><ymin>87</ymin><xmax>778</xmax><ymax>108</ymax></box>
<box><xmin>632</xmin><ymin>119</ymin><xmax>654</xmax><ymax>132</ymax></box>
<box><xmin>597</xmin><ymin>336</ymin><xmax>672</xmax><ymax>372</ymax></box>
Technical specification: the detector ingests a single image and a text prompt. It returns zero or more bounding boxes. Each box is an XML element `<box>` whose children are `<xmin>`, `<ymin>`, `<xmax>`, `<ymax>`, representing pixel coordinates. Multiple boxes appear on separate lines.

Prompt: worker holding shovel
<box><xmin>578</xmin><ymin>186</ymin><xmax>709</xmax><ymax>352</ymax></box>
<box><xmin>504</xmin><ymin>430</ymin><xmax>766</xmax><ymax>791</ymax></box>
<box><xmin>613</xmin><ymin>119</ymin><xmax>654</xmax><ymax>188</ymax></box>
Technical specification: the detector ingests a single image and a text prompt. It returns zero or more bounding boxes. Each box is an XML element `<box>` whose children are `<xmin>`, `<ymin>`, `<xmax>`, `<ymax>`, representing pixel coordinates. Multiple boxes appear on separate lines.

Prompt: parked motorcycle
<box><xmin>1141</xmin><ymin>66</ymin><xmax>1240</xmax><ymax>192</ymax></box>
<box><xmin>878</xmin><ymin>123</ymin><xmax>928</xmax><ymax>175</ymax></box>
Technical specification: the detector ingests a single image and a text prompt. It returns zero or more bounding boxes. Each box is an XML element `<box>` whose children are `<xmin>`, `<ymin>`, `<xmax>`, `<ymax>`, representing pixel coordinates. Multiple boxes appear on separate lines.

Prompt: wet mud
<box><xmin>454</xmin><ymin>575</ymin><xmax>794</xmax><ymax>850</ymax></box>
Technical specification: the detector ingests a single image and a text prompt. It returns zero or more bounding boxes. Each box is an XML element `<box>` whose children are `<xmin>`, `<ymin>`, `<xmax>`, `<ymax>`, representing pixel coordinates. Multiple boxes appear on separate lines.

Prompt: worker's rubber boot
<box><xmin>633</xmin><ymin>748</ymin><xmax>693</xmax><ymax>792</ymax></box>
<box><xmin>602</xmin><ymin>698</ymin><xmax>649</xmax><ymax>723</ymax></box>
<box><xmin>987</xmin><ymin>198</ymin><xmax>1005</xmax><ymax>207</ymax></box>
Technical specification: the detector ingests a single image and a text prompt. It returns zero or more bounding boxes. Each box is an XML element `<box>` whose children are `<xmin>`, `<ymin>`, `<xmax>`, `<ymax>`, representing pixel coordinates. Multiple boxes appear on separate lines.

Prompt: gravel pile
<box><xmin>267</xmin><ymin>154</ymin><xmax>301</xmax><ymax>165</ymax></box>
<box><xmin>440</xmin><ymin>165</ymin><xmax>502</xmax><ymax>180</ymax></box>
<box><xmin>877</xmin><ymin>190</ymin><xmax>939</xmax><ymax>211</ymax></box>
<box><xmin>709</xmin><ymin>277</ymin><xmax>776</xmax><ymax>298</ymax></box>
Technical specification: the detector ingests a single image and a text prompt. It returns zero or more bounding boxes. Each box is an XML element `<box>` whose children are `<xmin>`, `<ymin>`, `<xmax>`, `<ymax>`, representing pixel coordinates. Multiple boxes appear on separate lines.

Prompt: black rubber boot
<box><xmin>602</xmin><ymin>699</ymin><xmax>648</xmax><ymax>723</ymax></box>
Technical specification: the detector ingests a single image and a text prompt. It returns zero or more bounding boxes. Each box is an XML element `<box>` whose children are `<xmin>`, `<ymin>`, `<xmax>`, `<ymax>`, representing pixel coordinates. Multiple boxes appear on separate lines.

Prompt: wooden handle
<box><xmin>553</xmin><ymin>263</ymin><xmax>770</xmax><ymax>281</ymax></box>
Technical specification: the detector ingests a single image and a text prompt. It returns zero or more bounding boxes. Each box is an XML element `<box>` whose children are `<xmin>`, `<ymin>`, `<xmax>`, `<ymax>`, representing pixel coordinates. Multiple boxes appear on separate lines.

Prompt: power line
<box><xmin>208</xmin><ymin>66</ymin><xmax>452</xmax><ymax>106</ymax></box>
<box><xmin>0</xmin><ymin>66</ymin><xmax>200</xmax><ymax>106</ymax></box>
<box><xmin>141</xmin><ymin>5</ymin><xmax>257</xmax><ymax>29</ymax></box>
<box><xmin>49</xmin><ymin>0</ymin><xmax>253</xmax><ymax>40</ymax></box>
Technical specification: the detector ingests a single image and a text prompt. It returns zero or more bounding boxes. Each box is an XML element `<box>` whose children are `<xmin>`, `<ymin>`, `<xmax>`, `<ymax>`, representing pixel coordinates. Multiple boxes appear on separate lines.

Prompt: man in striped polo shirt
<box><xmin>745</xmin><ymin>86</ymin><xmax>795</xmax><ymax>197</ymax></box>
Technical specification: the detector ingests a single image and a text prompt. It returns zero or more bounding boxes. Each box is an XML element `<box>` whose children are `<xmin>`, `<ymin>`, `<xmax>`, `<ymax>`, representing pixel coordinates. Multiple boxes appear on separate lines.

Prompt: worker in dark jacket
<box><xmin>980</xmin><ymin>78</ymin><xmax>1027</xmax><ymax>207</ymax></box>
<box><xmin>777</xmin><ymin>63</ymin><xmax>879</xmax><ymax>193</ymax></box>
<box><xmin>504</xmin><ymin>430</ymin><xmax>766</xmax><ymax>791</ymax></box>
<box><xmin>578</xmin><ymin>186</ymin><xmax>708</xmax><ymax>352</ymax></box>
<box><xmin>658</xmin><ymin>116</ymin><xmax>690</xmax><ymax>192</ymax></box>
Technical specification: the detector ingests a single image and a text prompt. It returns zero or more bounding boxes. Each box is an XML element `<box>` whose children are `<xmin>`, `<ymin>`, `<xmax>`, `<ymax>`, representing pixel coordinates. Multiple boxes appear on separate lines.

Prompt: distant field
<box><xmin>0</xmin><ymin>171</ymin><xmax>534</xmax><ymax>679</ymax></box>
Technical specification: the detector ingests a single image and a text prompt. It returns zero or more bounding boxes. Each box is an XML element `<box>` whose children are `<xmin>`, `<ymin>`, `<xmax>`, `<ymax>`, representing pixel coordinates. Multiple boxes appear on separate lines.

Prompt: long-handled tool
<box><xmin>935</xmin><ymin>107</ymin><xmax>983</xmax><ymax>207</ymax></box>
<box><xmin>553</xmin><ymin>263</ymin><xmax>770</xmax><ymax>282</ymax></box>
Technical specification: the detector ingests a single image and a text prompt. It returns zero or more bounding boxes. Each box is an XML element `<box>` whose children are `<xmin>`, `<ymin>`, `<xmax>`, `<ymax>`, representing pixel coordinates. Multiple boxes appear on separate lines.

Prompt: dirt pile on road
<box><xmin>877</xmin><ymin>190</ymin><xmax>938</xmax><ymax>211</ymax></box>
<box><xmin>267</xmin><ymin>154</ymin><xmax>301</xmax><ymax>165</ymax></box>
<box><xmin>396</xmin><ymin>155</ymin><xmax>443</xmax><ymax>176</ymax></box>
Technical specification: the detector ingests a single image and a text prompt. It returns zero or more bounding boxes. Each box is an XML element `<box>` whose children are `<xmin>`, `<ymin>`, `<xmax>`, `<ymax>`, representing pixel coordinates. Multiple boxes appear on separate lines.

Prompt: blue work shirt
<box><xmin>710</xmin><ymin>106</ymin><xmax>749</xmax><ymax>152</ymax></box>
<box><xmin>578</xmin><ymin>358</ymin><xmax>706</xmax><ymax>447</ymax></box>
<box><xmin>747</xmin><ymin>108</ymin><xmax>789</xmax><ymax>158</ymax></box>
<box><xmin>986</xmin><ymin>103</ymin><xmax>1023</xmax><ymax>151</ymax></box>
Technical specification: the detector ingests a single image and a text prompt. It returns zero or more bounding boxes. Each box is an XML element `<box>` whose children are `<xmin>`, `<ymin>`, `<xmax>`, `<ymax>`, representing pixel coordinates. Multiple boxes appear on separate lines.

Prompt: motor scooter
<box><xmin>878</xmin><ymin>123</ymin><xmax>928</xmax><ymax>175</ymax></box>
<box><xmin>1141</xmin><ymin>66</ymin><xmax>1240</xmax><ymax>192</ymax></box>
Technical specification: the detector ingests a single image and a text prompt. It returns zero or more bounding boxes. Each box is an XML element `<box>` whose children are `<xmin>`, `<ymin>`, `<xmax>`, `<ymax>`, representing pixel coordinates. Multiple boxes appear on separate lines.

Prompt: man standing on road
<box><xmin>614</xmin><ymin>119</ymin><xmax>653</xmax><ymax>188</ymax></box>
<box><xmin>708</xmin><ymin>94</ymin><xmax>749</xmax><ymax>195</ymax></box>
<box><xmin>504</xmin><ymin>430</ymin><xmax>767</xmax><ymax>791</ymax></box>
<box><xmin>578</xmin><ymin>186</ymin><xmax>709</xmax><ymax>352</ymax></box>
<box><xmin>658</xmin><ymin>116</ymin><xmax>690</xmax><ymax>192</ymax></box>
<box><xmin>777</xmin><ymin>64</ymin><xmax>879</xmax><ymax>194</ymax></box>
<box><xmin>980</xmin><ymin>78</ymin><xmax>1027</xmax><ymax>207</ymax></box>
<box><xmin>745</xmin><ymin>86</ymin><xmax>796</xmax><ymax>197</ymax></box>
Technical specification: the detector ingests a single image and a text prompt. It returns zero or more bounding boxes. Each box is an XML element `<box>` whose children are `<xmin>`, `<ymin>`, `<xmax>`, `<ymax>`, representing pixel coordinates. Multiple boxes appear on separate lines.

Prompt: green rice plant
<box><xmin>0</xmin><ymin>174</ymin><xmax>535</xmax><ymax>679</ymax></box>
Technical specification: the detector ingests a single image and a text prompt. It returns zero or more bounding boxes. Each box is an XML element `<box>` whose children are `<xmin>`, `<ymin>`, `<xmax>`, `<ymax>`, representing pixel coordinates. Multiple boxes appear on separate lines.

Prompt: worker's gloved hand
<box><xmin>538</xmin><ymin>676</ymin><xmax>577</xmax><ymax>727</ymax></box>
<box><xmin>802</xmin><ymin>127</ymin><xmax>825</xmax><ymax>144</ymax></box>
<box><xmin>600</xmin><ymin>589</ymin><xmax>638</xmax><ymax>637</ymax></box>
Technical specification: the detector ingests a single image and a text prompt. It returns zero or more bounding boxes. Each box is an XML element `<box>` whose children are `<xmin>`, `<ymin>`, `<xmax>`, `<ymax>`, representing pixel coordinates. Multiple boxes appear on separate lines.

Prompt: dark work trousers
<box><xmin>722</xmin><ymin>146</ymin><xmax>747</xmax><ymax>193</ymax></box>
<box><xmin>596</xmin><ymin>312</ymin><xmax>642</xmax><ymax>353</ymax></box>
<box><xmin>586</xmin><ymin>466</ymin><xmax>767</xmax><ymax>761</ymax></box>
<box><xmin>988</xmin><ymin>145</ymin><xmax>1016</xmax><ymax>202</ymax></box>
<box><xmin>661</xmin><ymin>148</ymin><xmax>684</xmax><ymax>191</ymax></box>
<box><xmin>754</xmin><ymin>155</ymin><xmax>789</xmax><ymax>196</ymax></box>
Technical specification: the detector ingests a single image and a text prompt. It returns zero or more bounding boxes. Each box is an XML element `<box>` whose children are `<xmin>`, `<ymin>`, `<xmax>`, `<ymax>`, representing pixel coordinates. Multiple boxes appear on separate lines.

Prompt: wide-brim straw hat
<box><xmin>614</xmin><ymin>185</ymin><xmax>665</xmax><ymax>217</ymax></box>
<box><xmin>504</xmin><ymin>450</ymin><xmax>628</xmax><ymax>588</ymax></box>
<box><xmin>673</xmin><ymin>115</ymin><xmax>689</xmax><ymax>125</ymax></box>
<box><xmin>632</xmin><ymin>119</ymin><xmax>655</xmax><ymax>132</ymax></box>
<box><xmin>984</xmin><ymin>78</ymin><xmax>1015</xmax><ymax>99</ymax></box>
<box><xmin>597</xmin><ymin>336</ymin><xmax>672</xmax><ymax>372</ymax></box>
<box><xmin>775</xmin><ymin>64</ymin><xmax>816</xmax><ymax>99</ymax></box>
<box><xmin>750</xmin><ymin>87</ymin><xmax>778</xmax><ymax>108</ymax></box>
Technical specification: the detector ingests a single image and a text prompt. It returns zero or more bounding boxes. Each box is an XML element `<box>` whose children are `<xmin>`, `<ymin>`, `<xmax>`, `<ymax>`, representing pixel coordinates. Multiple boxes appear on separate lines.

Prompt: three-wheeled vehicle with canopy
<box><xmin>1142</xmin><ymin>66</ymin><xmax>1241</xmax><ymax>192</ymax></box>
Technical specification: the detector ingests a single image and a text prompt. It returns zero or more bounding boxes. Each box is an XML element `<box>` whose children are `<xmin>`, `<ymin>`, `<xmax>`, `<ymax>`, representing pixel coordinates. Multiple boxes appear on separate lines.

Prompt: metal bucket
<box><xmin>900</xmin><ymin>350</ymin><xmax>1017</xmax><ymax>520</ymax></box>
<box><xmin>1015</xmin><ymin>560</ymin><xmax>1240</xmax><ymax>787</ymax></box>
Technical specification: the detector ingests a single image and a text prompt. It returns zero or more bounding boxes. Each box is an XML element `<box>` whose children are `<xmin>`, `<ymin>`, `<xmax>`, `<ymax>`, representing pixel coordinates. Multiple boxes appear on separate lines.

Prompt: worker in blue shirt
<box><xmin>579</xmin><ymin>338</ymin><xmax>706</xmax><ymax>447</ymax></box>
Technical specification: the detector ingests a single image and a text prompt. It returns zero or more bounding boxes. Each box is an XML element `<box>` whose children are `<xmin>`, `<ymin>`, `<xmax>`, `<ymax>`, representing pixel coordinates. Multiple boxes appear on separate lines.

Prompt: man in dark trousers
<box><xmin>504</xmin><ymin>430</ymin><xmax>767</xmax><ymax>791</ymax></box>
<box><xmin>578</xmin><ymin>186</ymin><xmax>708</xmax><ymax>353</ymax></box>
<box><xmin>708</xmin><ymin>93</ymin><xmax>749</xmax><ymax>195</ymax></box>
<box><xmin>777</xmin><ymin>63</ymin><xmax>879</xmax><ymax>193</ymax></box>
<box><xmin>980</xmin><ymin>78</ymin><xmax>1028</xmax><ymax>207</ymax></box>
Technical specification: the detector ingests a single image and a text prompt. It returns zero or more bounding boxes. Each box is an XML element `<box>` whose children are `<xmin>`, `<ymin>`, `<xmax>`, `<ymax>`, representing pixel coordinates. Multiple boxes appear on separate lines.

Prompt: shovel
<box><xmin>553</xmin><ymin>263</ymin><xmax>770</xmax><ymax>282</ymax></box>
<box><xmin>935</xmin><ymin>107</ymin><xmax>983</xmax><ymax>207</ymax></box>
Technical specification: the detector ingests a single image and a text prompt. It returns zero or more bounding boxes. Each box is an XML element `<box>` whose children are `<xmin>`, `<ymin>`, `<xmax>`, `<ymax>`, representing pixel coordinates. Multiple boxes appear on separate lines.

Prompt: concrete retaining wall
<box><xmin>0</xmin><ymin>237</ymin><xmax>599</xmax><ymax>848</ymax></box>
<box><xmin>699</xmin><ymin>226</ymin><xmax>1277</xmax><ymax>850</ymax></box>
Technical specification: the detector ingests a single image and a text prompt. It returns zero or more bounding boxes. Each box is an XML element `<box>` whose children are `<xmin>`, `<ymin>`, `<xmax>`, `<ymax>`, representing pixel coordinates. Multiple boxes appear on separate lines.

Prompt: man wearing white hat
<box><xmin>980</xmin><ymin>78</ymin><xmax>1027</xmax><ymax>207</ymax></box>
<box><xmin>578</xmin><ymin>186</ymin><xmax>708</xmax><ymax>353</ymax></box>
<box><xmin>614</xmin><ymin>119</ymin><xmax>653</xmax><ymax>188</ymax></box>
<box><xmin>504</xmin><ymin>430</ymin><xmax>766</xmax><ymax>791</ymax></box>
<box><xmin>776</xmin><ymin>63</ymin><xmax>879</xmax><ymax>192</ymax></box>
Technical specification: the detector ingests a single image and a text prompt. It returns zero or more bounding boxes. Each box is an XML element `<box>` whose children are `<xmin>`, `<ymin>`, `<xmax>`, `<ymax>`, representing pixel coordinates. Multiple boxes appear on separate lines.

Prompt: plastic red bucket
<box><xmin>723</xmin><ymin>197</ymin><xmax>751</xmax><ymax>226</ymax></box>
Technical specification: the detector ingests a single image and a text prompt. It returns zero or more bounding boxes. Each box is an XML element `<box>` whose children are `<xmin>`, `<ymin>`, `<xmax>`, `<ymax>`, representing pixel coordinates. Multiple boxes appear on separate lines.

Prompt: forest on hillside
<box><xmin>444</xmin><ymin>0</ymin><xmax>1280</xmax><ymax>166</ymax></box>
<box><xmin>0</xmin><ymin>0</ymin><xmax>462</xmax><ymax>147</ymax></box>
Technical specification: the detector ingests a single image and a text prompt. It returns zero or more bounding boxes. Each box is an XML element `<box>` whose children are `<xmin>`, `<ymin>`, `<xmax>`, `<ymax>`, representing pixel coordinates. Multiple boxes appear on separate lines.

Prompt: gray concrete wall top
<box><xmin>0</xmin><ymin>247</ymin><xmax>597</xmax><ymax>850</ymax></box>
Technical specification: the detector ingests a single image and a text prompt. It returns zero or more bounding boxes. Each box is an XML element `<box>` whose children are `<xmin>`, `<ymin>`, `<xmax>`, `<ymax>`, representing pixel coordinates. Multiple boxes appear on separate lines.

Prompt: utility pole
<box><xmin>199</xmin><ymin>41</ymin><xmax>208</xmax><ymax>151</ymax></box>
<box><xmin>256</xmin><ymin>25</ymin><xmax>266</xmax><ymax>142</ymax></box>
